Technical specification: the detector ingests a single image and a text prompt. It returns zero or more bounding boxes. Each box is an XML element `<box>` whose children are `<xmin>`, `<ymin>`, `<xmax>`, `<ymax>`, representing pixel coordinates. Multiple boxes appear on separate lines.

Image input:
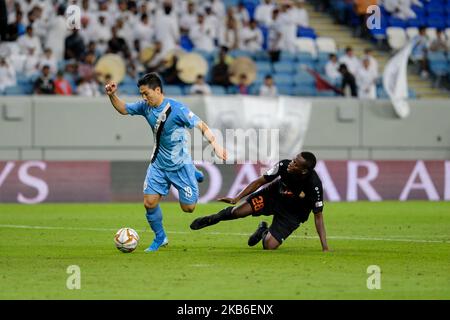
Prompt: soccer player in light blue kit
<box><xmin>105</xmin><ymin>73</ymin><xmax>227</xmax><ymax>252</ymax></box>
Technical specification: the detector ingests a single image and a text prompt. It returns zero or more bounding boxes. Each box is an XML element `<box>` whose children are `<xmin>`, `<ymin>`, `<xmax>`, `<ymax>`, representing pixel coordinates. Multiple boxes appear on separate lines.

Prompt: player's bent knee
<box><xmin>143</xmin><ymin>196</ymin><xmax>160</xmax><ymax>209</ymax></box>
<box><xmin>262</xmin><ymin>233</ymin><xmax>281</xmax><ymax>250</ymax></box>
<box><xmin>180</xmin><ymin>204</ymin><xmax>196</xmax><ymax>213</ymax></box>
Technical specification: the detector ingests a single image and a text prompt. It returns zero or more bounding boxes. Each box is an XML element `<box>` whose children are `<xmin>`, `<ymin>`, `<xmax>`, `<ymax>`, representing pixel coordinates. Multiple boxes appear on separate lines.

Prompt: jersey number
<box><xmin>184</xmin><ymin>186</ymin><xmax>193</xmax><ymax>199</ymax></box>
<box><xmin>251</xmin><ymin>196</ymin><xmax>265</xmax><ymax>211</ymax></box>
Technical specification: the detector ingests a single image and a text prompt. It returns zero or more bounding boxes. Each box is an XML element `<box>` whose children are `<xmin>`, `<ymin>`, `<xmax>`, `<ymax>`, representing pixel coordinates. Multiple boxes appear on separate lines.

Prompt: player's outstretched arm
<box><xmin>218</xmin><ymin>176</ymin><xmax>267</xmax><ymax>205</ymax></box>
<box><xmin>314</xmin><ymin>212</ymin><xmax>329</xmax><ymax>252</ymax></box>
<box><xmin>105</xmin><ymin>82</ymin><xmax>128</xmax><ymax>115</ymax></box>
<box><xmin>196</xmin><ymin>121</ymin><xmax>227</xmax><ymax>161</ymax></box>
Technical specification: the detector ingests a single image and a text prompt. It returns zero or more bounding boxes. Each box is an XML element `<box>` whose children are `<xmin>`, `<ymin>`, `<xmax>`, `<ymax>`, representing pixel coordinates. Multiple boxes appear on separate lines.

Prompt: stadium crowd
<box><xmin>1</xmin><ymin>0</ymin><xmax>431</xmax><ymax>98</ymax></box>
<box><xmin>326</xmin><ymin>0</ymin><xmax>450</xmax><ymax>91</ymax></box>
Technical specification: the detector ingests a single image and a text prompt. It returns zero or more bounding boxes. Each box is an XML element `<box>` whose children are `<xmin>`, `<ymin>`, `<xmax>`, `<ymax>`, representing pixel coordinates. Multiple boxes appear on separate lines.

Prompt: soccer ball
<box><xmin>114</xmin><ymin>228</ymin><xmax>139</xmax><ymax>253</ymax></box>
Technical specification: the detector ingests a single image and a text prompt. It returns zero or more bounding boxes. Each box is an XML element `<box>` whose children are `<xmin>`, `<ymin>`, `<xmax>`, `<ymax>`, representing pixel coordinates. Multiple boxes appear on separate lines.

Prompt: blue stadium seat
<box><xmin>243</xmin><ymin>0</ymin><xmax>258</xmax><ymax>19</ymax></box>
<box><xmin>223</xmin><ymin>0</ymin><xmax>240</xmax><ymax>9</ymax></box>
<box><xmin>277</xmin><ymin>85</ymin><xmax>294</xmax><ymax>95</ymax></box>
<box><xmin>210</xmin><ymin>85</ymin><xmax>226</xmax><ymax>95</ymax></box>
<box><xmin>296</xmin><ymin>61</ymin><xmax>315</xmax><ymax>71</ymax></box>
<box><xmin>273</xmin><ymin>62</ymin><xmax>295</xmax><ymax>74</ymax></box>
<box><xmin>249</xmin><ymin>84</ymin><xmax>260</xmax><ymax>95</ymax></box>
<box><xmin>273</xmin><ymin>74</ymin><xmax>294</xmax><ymax>86</ymax></box>
<box><xmin>229</xmin><ymin>49</ymin><xmax>252</xmax><ymax>58</ymax></box>
<box><xmin>180</xmin><ymin>35</ymin><xmax>194</xmax><ymax>52</ymax></box>
<box><xmin>426</xmin><ymin>5</ymin><xmax>444</xmax><ymax>16</ymax></box>
<box><xmin>408</xmin><ymin>17</ymin><xmax>426</xmax><ymax>28</ymax></box>
<box><xmin>192</xmin><ymin>49</ymin><xmax>214</xmax><ymax>62</ymax></box>
<box><xmin>297</xmin><ymin>27</ymin><xmax>317</xmax><ymax>39</ymax></box>
<box><xmin>164</xmin><ymin>85</ymin><xmax>184</xmax><ymax>96</ymax></box>
<box><xmin>370</xmin><ymin>26</ymin><xmax>387</xmax><ymax>41</ymax></box>
<box><xmin>121</xmin><ymin>75</ymin><xmax>136</xmax><ymax>86</ymax></box>
<box><xmin>428</xmin><ymin>52</ymin><xmax>449</xmax><ymax>77</ymax></box>
<box><xmin>428</xmin><ymin>51</ymin><xmax>447</xmax><ymax>62</ymax></box>
<box><xmin>259</xmin><ymin>26</ymin><xmax>269</xmax><ymax>50</ymax></box>
<box><xmin>389</xmin><ymin>17</ymin><xmax>407</xmax><ymax>28</ymax></box>
<box><xmin>252</xmin><ymin>50</ymin><xmax>271</xmax><ymax>61</ymax></box>
<box><xmin>119</xmin><ymin>84</ymin><xmax>139</xmax><ymax>95</ymax></box>
<box><xmin>255</xmin><ymin>72</ymin><xmax>267</xmax><ymax>84</ymax></box>
<box><xmin>279</xmin><ymin>51</ymin><xmax>297</xmax><ymax>62</ymax></box>
<box><xmin>411</xmin><ymin>4</ymin><xmax>425</xmax><ymax>17</ymax></box>
<box><xmin>317</xmin><ymin>52</ymin><xmax>331</xmax><ymax>62</ymax></box>
<box><xmin>297</xmin><ymin>51</ymin><xmax>314</xmax><ymax>61</ymax></box>
<box><xmin>4</xmin><ymin>85</ymin><xmax>27</xmax><ymax>95</ymax></box>
<box><xmin>293</xmin><ymin>85</ymin><xmax>317</xmax><ymax>97</ymax></box>
<box><xmin>256</xmin><ymin>61</ymin><xmax>272</xmax><ymax>74</ymax></box>
<box><xmin>427</xmin><ymin>16</ymin><xmax>446</xmax><ymax>29</ymax></box>
<box><xmin>293</xmin><ymin>70</ymin><xmax>315</xmax><ymax>86</ymax></box>
<box><xmin>315</xmin><ymin>60</ymin><xmax>328</xmax><ymax>74</ymax></box>
<box><xmin>16</xmin><ymin>73</ymin><xmax>31</xmax><ymax>86</ymax></box>
<box><xmin>21</xmin><ymin>83</ymin><xmax>34</xmax><ymax>94</ymax></box>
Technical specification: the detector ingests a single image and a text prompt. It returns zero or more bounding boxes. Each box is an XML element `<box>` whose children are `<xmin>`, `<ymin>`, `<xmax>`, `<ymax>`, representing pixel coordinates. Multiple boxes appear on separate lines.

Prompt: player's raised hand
<box><xmin>105</xmin><ymin>82</ymin><xmax>117</xmax><ymax>96</ymax></box>
<box><xmin>217</xmin><ymin>197</ymin><xmax>237</xmax><ymax>205</ymax></box>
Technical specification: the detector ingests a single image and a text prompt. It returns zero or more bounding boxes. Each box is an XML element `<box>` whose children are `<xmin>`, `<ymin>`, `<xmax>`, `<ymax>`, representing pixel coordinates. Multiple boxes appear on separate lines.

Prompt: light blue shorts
<box><xmin>143</xmin><ymin>163</ymin><xmax>199</xmax><ymax>205</ymax></box>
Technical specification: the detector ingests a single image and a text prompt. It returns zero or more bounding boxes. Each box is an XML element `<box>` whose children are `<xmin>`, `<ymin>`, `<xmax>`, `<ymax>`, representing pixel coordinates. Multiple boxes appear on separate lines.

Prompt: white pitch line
<box><xmin>0</xmin><ymin>224</ymin><xmax>448</xmax><ymax>244</ymax></box>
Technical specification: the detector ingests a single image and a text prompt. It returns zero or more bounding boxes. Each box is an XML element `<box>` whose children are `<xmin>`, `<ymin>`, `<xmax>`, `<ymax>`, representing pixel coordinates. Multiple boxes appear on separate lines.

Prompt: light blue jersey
<box><xmin>125</xmin><ymin>97</ymin><xmax>201</xmax><ymax>204</ymax></box>
<box><xmin>125</xmin><ymin>98</ymin><xmax>201</xmax><ymax>171</ymax></box>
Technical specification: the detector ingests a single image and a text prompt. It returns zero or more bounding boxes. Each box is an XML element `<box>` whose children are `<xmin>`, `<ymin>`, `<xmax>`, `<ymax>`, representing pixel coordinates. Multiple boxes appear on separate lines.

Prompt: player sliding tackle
<box><xmin>191</xmin><ymin>152</ymin><xmax>330</xmax><ymax>251</ymax></box>
<box><xmin>105</xmin><ymin>72</ymin><xmax>227</xmax><ymax>252</ymax></box>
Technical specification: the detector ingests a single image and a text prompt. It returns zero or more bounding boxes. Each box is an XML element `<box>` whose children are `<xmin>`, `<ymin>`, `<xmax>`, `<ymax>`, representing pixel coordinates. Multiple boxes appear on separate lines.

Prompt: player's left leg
<box><xmin>262</xmin><ymin>232</ymin><xmax>281</xmax><ymax>250</ymax></box>
<box><xmin>168</xmin><ymin>163</ymin><xmax>199</xmax><ymax>213</ymax></box>
<box><xmin>256</xmin><ymin>213</ymin><xmax>300</xmax><ymax>250</ymax></box>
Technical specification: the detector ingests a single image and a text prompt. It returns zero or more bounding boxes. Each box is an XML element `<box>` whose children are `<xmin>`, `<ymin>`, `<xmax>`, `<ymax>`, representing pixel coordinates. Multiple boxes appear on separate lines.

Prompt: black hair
<box><xmin>264</xmin><ymin>74</ymin><xmax>272</xmax><ymax>80</ymax></box>
<box><xmin>301</xmin><ymin>151</ymin><xmax>317</xmax><ymax>171</ymax></box>
<box><xmin>137</xmin><ymin>72</ymin><xmax>163</xmax><ymax>93</ymax></box>
<box><xmin>338</xmin><ymin>63</ymin><xmax>348</xmax><ymax>72</ymax></box>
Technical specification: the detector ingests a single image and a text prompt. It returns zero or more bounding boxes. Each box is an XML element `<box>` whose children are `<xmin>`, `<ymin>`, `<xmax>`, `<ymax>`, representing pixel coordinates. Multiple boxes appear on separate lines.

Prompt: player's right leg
<box><xmin>143</xmin><ymin>164</ymin><xmax>170</xmax><ymax>252</ymax></box>
<box><xmin>190</xmin><ymin>202</ymin><xmax>254</xmax><ymax>230</ymax></box>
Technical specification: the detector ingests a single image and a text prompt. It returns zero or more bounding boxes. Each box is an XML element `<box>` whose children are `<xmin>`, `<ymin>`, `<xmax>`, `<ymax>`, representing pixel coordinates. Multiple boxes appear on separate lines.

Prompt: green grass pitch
<box><xmin>0</xmin><ymin>201</ymin><xmax>449</xmax><ymax>299</ymax></box>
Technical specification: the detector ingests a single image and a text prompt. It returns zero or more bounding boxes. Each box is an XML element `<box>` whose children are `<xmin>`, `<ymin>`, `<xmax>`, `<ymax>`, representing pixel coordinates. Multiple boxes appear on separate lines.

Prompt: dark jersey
<box><xmin>263</xmin><ymin>159</ymin><xmax>324</xmax><ymax>219</ymax></box>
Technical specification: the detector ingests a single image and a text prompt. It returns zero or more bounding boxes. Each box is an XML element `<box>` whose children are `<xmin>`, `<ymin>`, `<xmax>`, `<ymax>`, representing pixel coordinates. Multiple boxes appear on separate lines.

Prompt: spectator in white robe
<box><xmin>189</xmin><ymin>14</ymin><xmax>215</xmax><ymax>52</ymax></box>
<box><xmin>0</xmin><ymin>57</ymin><xmax>17</xmax><ymax>93</ymax></box>
<box><xmin>18</xmin><ymin>25</ymin><xmax>42</xmax><ymax>55</ymax></box>
<box><xmin>325</xmin><ymin>54</ymin><xmax>341</xmax><ymax>84</ymax></box>
<box><xmin>356</xmin><ymin>58</ymin><xmax>377</xmax><ymax>99</ymax></box>
<box><xmin>294</xmin><ymin>0</ymin><xmax>309</xmax><ymax>27</ymax></box>
<box><xmin>254</xmin><ymin>0</ymin><xmax>274</xmax><ymax>26</ymax></box>
<box><xmin>239</xmin><ymin>19</ymin><xmax>263</xmax><ymax>52</ymax></box>
<box><xmin>339</xmin><ymin>47</ymin><xmax>360</xmax><ymax>76</ymax></box>
<box><xmin>45</xmin><ymin>6</ymin><xmax>67</xmax><ymax>61</ymax></box>
<box><xmin>154</xmin><ymin>1</ymin><xmax>180</xmax><ymax>53</ymax></box>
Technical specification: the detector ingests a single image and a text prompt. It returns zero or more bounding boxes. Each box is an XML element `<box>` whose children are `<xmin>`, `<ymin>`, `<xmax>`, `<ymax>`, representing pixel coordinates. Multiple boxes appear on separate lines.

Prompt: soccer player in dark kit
<box><xmin>190</xmin><ymin>152</ymin><xmax>330</xmax><ymax>251</ymax></box>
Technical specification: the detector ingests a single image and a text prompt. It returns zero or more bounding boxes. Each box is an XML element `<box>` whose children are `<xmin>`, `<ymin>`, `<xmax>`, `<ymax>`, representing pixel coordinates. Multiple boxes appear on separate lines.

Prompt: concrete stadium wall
<box><xmin>0</xmin><ymin>96</ymin><xmax>449</xmax><ymax>161</ymax></box>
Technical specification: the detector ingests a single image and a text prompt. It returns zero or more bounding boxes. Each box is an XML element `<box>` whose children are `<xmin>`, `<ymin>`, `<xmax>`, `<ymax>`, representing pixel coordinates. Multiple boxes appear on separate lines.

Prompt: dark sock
<box><xmin>212</xmin><ymin>206</ymin><xmax>235</xmax><ymax>223</ymax></box>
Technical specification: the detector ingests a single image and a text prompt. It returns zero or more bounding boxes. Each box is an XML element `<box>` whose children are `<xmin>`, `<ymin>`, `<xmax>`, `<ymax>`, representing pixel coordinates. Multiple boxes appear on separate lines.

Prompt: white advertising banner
<box><xmin>203</xmin><ymin>96</ymin><xmax>312</xmax><ymax>164</ymax></box>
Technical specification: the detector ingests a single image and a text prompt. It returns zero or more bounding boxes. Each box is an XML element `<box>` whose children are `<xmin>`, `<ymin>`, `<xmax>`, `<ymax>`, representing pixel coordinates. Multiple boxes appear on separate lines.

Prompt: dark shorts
<box><xmin>246</xmin><ymin>185</ymin><xmax>305</xmax><ymax>244</ymax></box>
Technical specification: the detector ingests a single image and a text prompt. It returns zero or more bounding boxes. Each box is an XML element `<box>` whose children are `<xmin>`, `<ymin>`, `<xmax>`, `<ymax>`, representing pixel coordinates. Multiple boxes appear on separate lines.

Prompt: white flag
<box><xmin>383</xmin><ymin>42</ymin><xmax>414</xmax><ymax>118</ymax></box>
